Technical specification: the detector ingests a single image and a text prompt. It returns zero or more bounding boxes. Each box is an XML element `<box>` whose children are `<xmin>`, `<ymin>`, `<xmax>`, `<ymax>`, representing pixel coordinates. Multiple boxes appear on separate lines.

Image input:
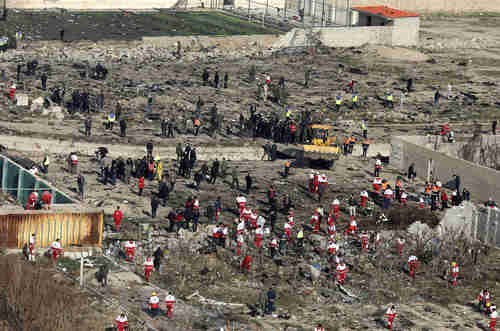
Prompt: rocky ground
<box><xmin>1</xmin><ymin>13</ymin><xmax>500</xmax><ymax>331</ymax></box>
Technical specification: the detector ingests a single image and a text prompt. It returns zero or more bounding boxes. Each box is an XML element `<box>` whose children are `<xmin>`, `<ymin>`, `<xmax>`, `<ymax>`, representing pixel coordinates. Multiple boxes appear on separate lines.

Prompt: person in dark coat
<box><xmin>454</xmin><ymin>174</ymin><xmax>461</xmax><ymax>192</ymax></box>
<box><xmin>223</xmin><ymin>72</ymin><xmax>228</xmax><ymax>88</ymax></box>
<box><xmin>214</xmin><ymin>71</ymin><xmax>220</xmax><ymax>88</ymax></box>
<box><xmin>202</xmin><ymin>68</ymin><xmax>209</xmax><ymax>86</ymax></box>
<box><xmin>159</xmin><ymin>179</ymin><xmax>169</xmax><ymax>207</ymax></box>
<box><xmin>153</xmin><ymin>247</ymin><xmax>164</xmax><ymax>271</ymax></box>
<box><xmin>41</xmin><ymin>73</ymin><xmax>47</xmax><ymax>90</ymax></box>
<box><xmin>120</xmin><ymin>119</ymin><xmax>127</xmax><ymax>137</ymax></box>
<box><xmin>266</xmin><ymin>287</ymin><xmax>277</xmax><ymax>314</ymax></box>
<box><xmin>245</xmin><ymin>173</ymin><xmax>253</xmax><ymax>194</ymax></box>
<box><xmin>210</xmin><ymin>159</ymin><xmax>220</xmax><ymax>184</ymax></box>
<box><xmin>151</xmin><ymin>195</ymin><xmax>159</xmax><ymax>218</ymax></box>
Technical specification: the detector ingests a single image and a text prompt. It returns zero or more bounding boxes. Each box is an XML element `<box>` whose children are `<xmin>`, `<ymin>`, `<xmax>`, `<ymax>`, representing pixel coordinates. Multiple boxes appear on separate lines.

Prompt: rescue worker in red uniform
<box><xmin>312</xmin><ymin>172</ymin><xmax>319</xmax><ymax>193</ymax></box>
<box><xmin>114</xmin><ymin>313</ymin><xmax>128</xmax><ymax>331</ymax></box>
<box><xmin>385</xmin><ymin>305</ymin><xmax>397</xmax><ymax>329</ymax></box>
<box><xmin>400</xmin><ymin>191</ymin><xmax>408</xmax><ymax>207</ymax></box>
<box><xmin>408</xmin><ymin>255</ymin><xmax>418</xmax><ymax>279</ymax></box>
<box><xmin>284</xmin><ymin>222</ymin><xmax>292</xmax><ymax>242</ymax></box>
<box><xmin>345</xmin><ymin>219</ymin><xmax>357</xmax><ymax>237</ymax></box>
<box><xmin>336</xmin><ymin>262</ymin><xmax>347</xmax><ymax>284</ymax></box>
<box><xmin>360</xmin><ymin>231</ymin><xmax>369</xmax><ymax>252</ymax></box>
<box><xmin>328</xmin><ymin>222</ymin><xmax>336</xmax><ymax>237</ymax></box>
<box><xmin>114</xmin><ymin>206</ymin><xmax>123</xmax><ymax>232</ymax></box>
<box><xmin>165</xmin><ymin>292</ymin><xmax>176</xmax><ymax>320</ymax></box>
<box><xmin>41</xmin><ymin>190</ymin><xmax>52</xmax><ymax>210</ymax></box>
<box><xmin>241</xmin><ymin>254</ymin><xmax>252</xmax><ymax>273</ymax></box>
<box><xmin>450</xmin><ymin>262</ymin><xmax>459</xmax><ymax>287</ymax></box>
<box><xmin>310</xmin><ymin>209</ymin><xmax>320</xmax><ymax>233</ymax></box>
<box><xmin>138</xmin><ymin>176</ymin><xmax>145</xmax><ymax>196</ymax></box>
<box><xmin>330</xmin><ymin>198</ymin><xmax>340</xmax><ymax>220</ymax></box>
<box><xmin>254</xmin><ymin>225</ymin><xmax>264</xmax><ymax>248</ymax></box>
<box><xmin>250</xmin><ymin>210</ymin><xmax>258</xmax><ymax>229</ymax></box>
<box><xmin>373</xmin><ymin>177</ymin><xmax>382</xmax><ymax>195</ymax></box>
<box><xmin>236</xmin><ymin>196</ymin><xmax>247</xmax><ymax>217</ymax></box>
<box><xmin>287</xmin><ymin>209</ymin><xmax>295</xmax><ymax>227</ymax></box>
<box><xmin>360</xmin><ymin>190</ymin><xmax>368</xmax><ymax>208</ymax></box>
<box><xmin>327</xmin><ymin>239</ymin><xmax>338</xmax><ymax>256</ymax></box>
<box><xmin>478</xmin><ymin>288</ymin><xmax>491</xmax><ymax>309</ymax></box>
<box><xmin>29</xmin><ymin>234</ymin><xmax>36</xmax><ymax>261</ymax></box>
<box><xmin>491</xmin><ymin>307</ymin><xmax>498</xmax><ymax>331</ymax></box>
<box><xmin>51</xmin><ymin>239</ymin><xmax>62</xmax><ymax>261</ymax></box>
<box><xmin>26</xmin><ymin>191</ymin><xmax>38</xmax><ymax>210</ymax></box>
<box><xmin>124</xmin><ymin>240</ymin><xmax>136</xmax><ymax>261</ymax></box>
<box><xmin>149</xmin><ymin>292</ymin><xmax>160</xmax><ymax>317</ymax></box>
<box><xmin>242</xmin><ymin>206</ymin><xmax>252</xmax><ymax>225</ymax></box>
<box><xmin>396</xmin><ymin>237</ymin><xmax>405</xmax><ymax>257</ymax></box>
<box><xmin>144</xmin><ymin>256</ymin><xmax>154</xmax><ymax>281</ymax></box>
<box><xmin>236</xmin><ymin>234</ymin><xmax>244</xmax><ymax>256</ymax></box>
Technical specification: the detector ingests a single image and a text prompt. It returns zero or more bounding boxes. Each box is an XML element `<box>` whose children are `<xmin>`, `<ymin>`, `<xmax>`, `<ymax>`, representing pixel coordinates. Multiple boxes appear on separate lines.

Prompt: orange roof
<box><xmin>352</xmin><ymin>6</ymin><xmax>419</xmax><ymax>19</ymax></box>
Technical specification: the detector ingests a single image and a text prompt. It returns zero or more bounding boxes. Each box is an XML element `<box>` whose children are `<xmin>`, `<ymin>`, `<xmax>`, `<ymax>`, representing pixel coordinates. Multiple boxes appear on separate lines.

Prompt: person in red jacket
<box><xmin>41</xmin><ymin>190</ymin><xmax>52</xmax><ymax>210</ymax></box>
<box><xmin>114</xmin><ymin>313</ymin><xmax>128</xmax><ymax>331</ymax></box>
<box><xmin>385</xmin><ymin>305</ymin><xmax>397</xmax><ymax>329</ymax></box>
<box><xmin>26</xmin><ymin>192</ymin><xmax>38</xmax><ymax>210</ymax></box>
<box><xmin>241</xmin><ymin>254</ymin><xmax>253</xmax><ymax>273</ymax></box>
<box><xmin>114</xmin><ymin>206</ymin><xmax>123</xmax><ymax>232</ymax></box>
<box><xmin>138</xmin><ymin>176</ymin><xmax>145</xmax><ymax>196</ymax></box>
<box><xmin>165</xmin><ymin>292</ymin><xmax>176</xmax><ymax>320</ymax></box>
<box><xmin>144</xmin><ymin>256</ymin><xmax>154</xmax><ymax>281</ymax></box>
<box><xmin>441</xmin><ymin>190</ymin><xmax>449</xmax><ymax>210</ymax></box>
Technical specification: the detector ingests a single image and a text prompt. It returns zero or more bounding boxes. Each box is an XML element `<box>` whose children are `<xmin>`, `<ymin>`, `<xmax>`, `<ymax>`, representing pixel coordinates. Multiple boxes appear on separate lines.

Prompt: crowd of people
<box><xmin>14</xmin><ymin>63</ymin><xmax>500</xmax><ymax>331</ymax></box>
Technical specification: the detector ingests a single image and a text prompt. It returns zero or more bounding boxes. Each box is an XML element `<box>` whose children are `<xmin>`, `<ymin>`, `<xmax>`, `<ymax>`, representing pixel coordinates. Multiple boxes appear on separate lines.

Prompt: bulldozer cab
<box><xmin>308</xmin><ymin>124</ymin><xmax>336</xmax><ymax>146</ymax></box>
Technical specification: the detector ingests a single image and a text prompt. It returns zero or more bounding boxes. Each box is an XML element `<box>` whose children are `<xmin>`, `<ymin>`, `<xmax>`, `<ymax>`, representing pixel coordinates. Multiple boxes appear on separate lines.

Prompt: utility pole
<box><xmin>322</xmin><ymin>0</ymin><xmax>325</xmax><ymax>26</ymax></box>
<box><xmin>248</xmin><ymin>0</ymin><xmax>251</xmax><ymax>21</ymax></box>
<box><xmin>1</xmin><ymin>0</ymin><xmax>5</xmax><ymax>21</ymax></box>
<box><xmin>80</xmin><ymin>249</ymin><xmax>84</xmax><ymax>287</ymax></box>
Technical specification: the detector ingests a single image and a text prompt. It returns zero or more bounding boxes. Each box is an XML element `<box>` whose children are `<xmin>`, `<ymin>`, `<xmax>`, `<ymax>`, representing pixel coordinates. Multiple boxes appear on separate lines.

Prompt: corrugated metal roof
<box><xmin>352</xmin><ymin>6</ymin><xmax>420</xmax><ymax>19</ymax></box>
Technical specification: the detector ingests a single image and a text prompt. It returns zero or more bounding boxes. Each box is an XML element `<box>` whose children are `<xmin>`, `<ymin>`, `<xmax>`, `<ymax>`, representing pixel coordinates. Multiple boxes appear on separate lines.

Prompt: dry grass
<box><xmin>0</xmin><ymin>255</ymin><xmax>107</xmax><ymax>331</ymax></box>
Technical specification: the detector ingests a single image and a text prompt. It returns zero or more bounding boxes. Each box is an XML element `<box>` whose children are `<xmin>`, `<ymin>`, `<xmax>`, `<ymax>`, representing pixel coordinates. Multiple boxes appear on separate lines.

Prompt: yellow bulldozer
<box><xmin>277</xmin><ymin>124</ymin><xmax>340</xmax><ymax>169</ymax></box>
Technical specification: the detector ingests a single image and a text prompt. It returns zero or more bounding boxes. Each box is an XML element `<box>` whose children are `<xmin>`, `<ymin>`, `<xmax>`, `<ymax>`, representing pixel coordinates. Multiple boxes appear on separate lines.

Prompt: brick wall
<box><xmin>391</xmin><ymin>136</ymin><xmax>500</xmax><ymax>203</ymax></box>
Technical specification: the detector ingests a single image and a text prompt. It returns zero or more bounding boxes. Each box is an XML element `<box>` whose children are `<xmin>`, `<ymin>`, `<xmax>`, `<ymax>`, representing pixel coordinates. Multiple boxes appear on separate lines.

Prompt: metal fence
<box><xmin>472</xmin><ymin>207</ymin><xmax>500</xmax><ymax>247</ymax></box>
<box><xmin>0</xmin><ymin>154</ymin><xmax>74</xmax><ymax>206</ymax></box>
<box><xmin>222</xmin><ymin>0</ymin><xmax>350</xmax><ymax>28</ymax></box>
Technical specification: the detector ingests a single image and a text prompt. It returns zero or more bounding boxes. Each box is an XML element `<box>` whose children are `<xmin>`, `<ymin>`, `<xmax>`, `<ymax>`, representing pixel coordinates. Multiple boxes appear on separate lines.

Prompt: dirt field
<box><xmin>1</xmin><ymin>13</ymin><xmax>500</xmax><ymax>331</ymax></box>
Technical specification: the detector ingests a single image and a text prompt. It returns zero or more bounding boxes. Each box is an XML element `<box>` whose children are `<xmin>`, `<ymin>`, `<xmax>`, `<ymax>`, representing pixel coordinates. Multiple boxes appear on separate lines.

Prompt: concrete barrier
<box><xmin>0</xmin><ymin>135</ymin><xmax>265</xmax><ymax>161</ymax></box>
<box><xmin>440</xmin><ymin>202</ymin><xmax>500</xmax><ymax>248</ymax></box>
<box><xmin>391</xmin><ymin>136</ymin><xmax>500</xmax><ymax>203</ymax></box>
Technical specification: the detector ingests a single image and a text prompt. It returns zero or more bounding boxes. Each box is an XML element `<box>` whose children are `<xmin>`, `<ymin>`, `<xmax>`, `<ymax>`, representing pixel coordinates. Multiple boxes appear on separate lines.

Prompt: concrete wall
<box><xmin>143</xmin><ymin>34</ymin><xmax>279</xmax><ymax>49</ymax></box>
<box><xmin>0</xmin><ymin>135</ymin><xmax>265</xmax><ymax>161</ymax></box>
<box><xmin>317</xmin><ymin>26</ymin><xmax>393</xmax><ymax>47</ymax></box>
<box><xmin>351</xmin><ymin>0</ymin><xmax>500</xmax><ymax>13</ymax></box>
<box><xmin>274</xmin><ymin>16</ymin><xmax>418</xmax><ymax>47</ymax></box>
<box><xmin>391</xmin><ymin>136</ymin><xmax>500</xmax><ymax>203</ymax></box>
<box><xmin>392</xmin><ymin>16</ymin><xmax>419</xmax><ymax>47</ymax></box>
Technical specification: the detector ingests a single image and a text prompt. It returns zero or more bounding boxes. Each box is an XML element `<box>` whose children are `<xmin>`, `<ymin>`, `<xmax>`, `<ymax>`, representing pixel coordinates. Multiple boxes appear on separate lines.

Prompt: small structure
<box><xmin>352</xmin><ymin>6</ymin><xmax>420</xmax><ymax>46</ymax></box>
